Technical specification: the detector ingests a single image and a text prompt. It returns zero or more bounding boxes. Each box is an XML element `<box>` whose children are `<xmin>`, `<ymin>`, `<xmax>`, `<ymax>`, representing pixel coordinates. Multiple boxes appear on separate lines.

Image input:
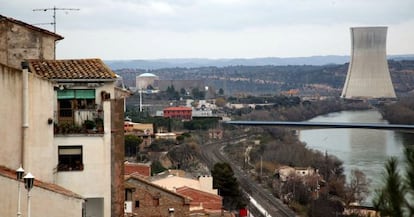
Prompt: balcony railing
<box><xmin>54</xmin><ymin>109</ymin><xmax>104</xmax><ymax>134</ymax></box>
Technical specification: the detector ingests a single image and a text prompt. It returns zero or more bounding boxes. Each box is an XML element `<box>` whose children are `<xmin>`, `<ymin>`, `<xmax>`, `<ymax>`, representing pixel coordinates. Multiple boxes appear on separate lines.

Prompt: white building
<box><xmin>0</xmin><ymin>166</ymin><xmax>84</xmax><ymax>217</ymax></box>
<box><xmin>151</xmin><ymin>174</ymin><xmax>218</xmax><ymax>195</ymax></box>
<box><xmin>0</xmin><ymin>15</ymin><xmax>126</xmax><ymax>217</ymax></box>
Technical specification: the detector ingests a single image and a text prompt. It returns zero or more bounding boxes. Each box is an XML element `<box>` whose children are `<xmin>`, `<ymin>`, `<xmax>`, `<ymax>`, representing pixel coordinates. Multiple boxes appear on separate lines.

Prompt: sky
<box><xmin>1</xmin><ymin>0</ymin><xmax>414</xmax><ymax>60</ymax></box>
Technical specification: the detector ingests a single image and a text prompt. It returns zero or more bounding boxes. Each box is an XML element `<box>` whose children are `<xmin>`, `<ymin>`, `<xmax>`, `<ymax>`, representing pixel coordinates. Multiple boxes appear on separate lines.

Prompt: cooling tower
<box><xmin>341</xmin><ymin>27</ymin><xmax>396</xmax><ymax>99</ymax></box>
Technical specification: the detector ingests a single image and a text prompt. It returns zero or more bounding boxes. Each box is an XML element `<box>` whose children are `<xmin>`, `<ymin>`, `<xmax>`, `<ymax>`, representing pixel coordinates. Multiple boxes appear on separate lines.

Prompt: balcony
<box><xmin>54</xmin><ymin>109</ymin><xmax>104</xmax><ymax>134</ymax></box>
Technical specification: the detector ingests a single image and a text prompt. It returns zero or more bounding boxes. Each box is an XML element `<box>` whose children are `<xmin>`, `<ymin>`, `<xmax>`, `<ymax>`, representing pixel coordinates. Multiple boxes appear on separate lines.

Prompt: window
<box><xmin>153</xmin><ymin>198</ymin><xmax>159</xmax><ymax>206</ymax></box>
<box><xmin>125</xmin><ymin>189</ymin><xmax>133</xmax><ymax>201</ymax></box>
<box><xmin>135</xmin><ymin>200</ymin><xmax>140</xmax><ymax>208</ymax></box>
<box><xmin>57</xmin><ymin>89</ymin><xmax>96</xmax><ymax>123</ymax></box>
<box><xmin>58</xmin><ymin>146</ymin><xmax>83</xmax><ymax>171</ymax></box>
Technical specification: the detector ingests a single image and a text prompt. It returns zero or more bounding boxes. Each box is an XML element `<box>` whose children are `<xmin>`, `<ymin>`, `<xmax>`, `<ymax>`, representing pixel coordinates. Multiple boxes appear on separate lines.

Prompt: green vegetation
<box><xmin>124</xmin><ymin>134</ymin><xmax>143</xmax><ymax>157</ymax></box>
<box><xmin>183</xmin><ymin>118</ymin><xmax>219</xmax><ymax>130</ymax></box>
<box><xmin>151</xmin><ymin>160</ymin><xmax>167</xmax><ymax>175</ymax></box>
<box><xmin>211</xmin><ymin>162</ymin><xmax>247</xmax><ymax>210</ymax></box>
<box><xmin>373</xmin><ymin>147</ymin><xmax>414</xmax><ymax>217</ymax></box>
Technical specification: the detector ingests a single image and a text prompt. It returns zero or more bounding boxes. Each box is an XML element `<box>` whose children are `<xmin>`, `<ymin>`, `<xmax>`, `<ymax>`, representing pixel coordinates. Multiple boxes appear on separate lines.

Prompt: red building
<box><xmin>176</xmin><ymin>186</ymin><xmax>223</xmax><ymax>214</ymax></box>
<box><xmin>163</xmin><ymin>106</ymin><xmax>192</xmax><ymax>120</ymax></box>
<box><xmin>124</xmin><ymin>162</ymin><xmax>151</xmax><ymax>178</ymax></box>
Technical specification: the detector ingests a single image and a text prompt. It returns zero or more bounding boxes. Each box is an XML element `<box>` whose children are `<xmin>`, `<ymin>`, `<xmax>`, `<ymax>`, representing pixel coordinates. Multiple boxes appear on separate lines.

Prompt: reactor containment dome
<box><xmin>341</xmin><ymin>27</ymin><xmax>396</xmax><ymax>99</ymax></box>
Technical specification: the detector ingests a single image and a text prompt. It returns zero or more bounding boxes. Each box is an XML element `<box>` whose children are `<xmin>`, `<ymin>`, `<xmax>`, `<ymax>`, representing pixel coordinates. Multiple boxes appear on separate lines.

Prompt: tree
<box><xmin>373</xmin><ymin>147</ymin><xmax>414</xmax><ymax>217</ymax></box>
<box><xmin>218</xmin><ymin>88</ymin><xmax>224</xmax><ymax>95</ymax></box>
<box><xmin>215</xmin><ymin>97</ymin><xmax>226</xmax><ymax>107</ymax></box>
<box><xmin>191</xmin><ymin>87</ymin><xmax>205</xmax><ymax>100</ymax></box>
<box><xmin>344</xmin><ymin>169</ymin><xmax>371</xmax><ymax>206</ymax></box>
<box><xmin>151</xmin><ymin>160</ymin><xmax>167</xmax><ymax>175</ymax></box>
<box><xmin>211</xmin><ymin>162</ymin><xmax>247</xmax><ymax>210</ymax></box>
<box><xmin>180</xmin><ymin>88</ymin><xmax>186</xmax><ymax>96</ymax></box>
<box><xmin>124</xmin><ymin>134</ymin><xmax>142</xmax><ymax>157</ymax></box>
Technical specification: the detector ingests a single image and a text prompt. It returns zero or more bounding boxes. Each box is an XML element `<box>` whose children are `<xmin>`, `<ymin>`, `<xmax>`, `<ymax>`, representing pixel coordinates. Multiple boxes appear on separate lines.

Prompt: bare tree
<box><xmin>344</xmin><ymin>169</ymin><xmax>371</xmax><ymax>206</ymax></box>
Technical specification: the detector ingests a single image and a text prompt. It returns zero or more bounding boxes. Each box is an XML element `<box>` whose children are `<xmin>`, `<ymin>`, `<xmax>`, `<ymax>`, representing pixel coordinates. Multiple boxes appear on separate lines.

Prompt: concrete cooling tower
<box><xmin>341</xmin><ymin>27</ymin><xmax>396</xmax><ymax>99</ymax></box>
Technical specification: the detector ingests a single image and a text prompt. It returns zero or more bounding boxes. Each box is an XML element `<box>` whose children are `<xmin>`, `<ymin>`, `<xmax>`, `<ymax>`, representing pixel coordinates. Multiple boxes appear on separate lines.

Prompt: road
<box><xmin>199</xmin><ymin>135</ymin><xmax>296</xmax><ymax>217</ymax></box>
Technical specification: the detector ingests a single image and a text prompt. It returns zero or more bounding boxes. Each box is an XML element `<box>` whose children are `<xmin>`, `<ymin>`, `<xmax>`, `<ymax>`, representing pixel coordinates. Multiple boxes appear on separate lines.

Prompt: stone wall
<box><xmin>0</xmin><ymin>20</ymin><xmax>56</xmax><ymax>69</ymax></box>
<box><xmin>126</xmin><ymin>177</ymin><xmax>190</xmax><ymax>217</ymax></box>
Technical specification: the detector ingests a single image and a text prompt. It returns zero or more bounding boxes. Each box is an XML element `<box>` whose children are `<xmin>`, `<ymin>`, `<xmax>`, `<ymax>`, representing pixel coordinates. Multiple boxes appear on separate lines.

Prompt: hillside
<box><xmin>105</xmin><ymin>55</ymin><xmax>414</xmax><ymax>70</ymax></box>
<box><xmin>115</xmin><ymin>60</ymin><xmax>414</xmax><ymax>96</ymax></box>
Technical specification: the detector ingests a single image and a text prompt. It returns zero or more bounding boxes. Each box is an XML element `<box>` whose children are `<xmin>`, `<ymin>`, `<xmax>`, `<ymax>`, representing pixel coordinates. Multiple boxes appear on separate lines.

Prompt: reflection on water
<box><xmin>299</xmin><ymin>110</ymin><xmax>406</xmax><ymax>204</ymax></box>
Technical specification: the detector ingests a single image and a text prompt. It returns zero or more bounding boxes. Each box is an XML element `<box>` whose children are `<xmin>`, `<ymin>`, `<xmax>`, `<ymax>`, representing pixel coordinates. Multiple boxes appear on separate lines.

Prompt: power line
<box><xmin>33</xmin><ymin>6</ymin><xmax>80</xmax><ymax>33</ymax></box>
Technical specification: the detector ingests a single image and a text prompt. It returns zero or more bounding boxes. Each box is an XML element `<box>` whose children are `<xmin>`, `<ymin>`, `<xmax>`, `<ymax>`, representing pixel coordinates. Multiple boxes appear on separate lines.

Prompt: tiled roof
<box><xmin>125</xmin><ymin>174</ymin><xmax>191</xmax><ymax>202</ymax></box>
<box><xmin>28</xmin><ymin>58</ymin><xmax>118</xmax><ymax>80</ymax></box>
<box><xmin>0</xmin><ymin>165</ymin><xmax>83</xmax><ymax>199</ymax></box>
<box><xmin>0</xmin><ymin>15</ymin><xmax>63</xmax><ymax>40</ymax></box>
<box><xmin>164</xmin><ymin>106</ymin><xmax>192</xmax><ymax>111</ymax></box>
<box><xmin>124</xmin><ymin>162</ymin><xmax>151</xmax><ymax>177</ymax></box>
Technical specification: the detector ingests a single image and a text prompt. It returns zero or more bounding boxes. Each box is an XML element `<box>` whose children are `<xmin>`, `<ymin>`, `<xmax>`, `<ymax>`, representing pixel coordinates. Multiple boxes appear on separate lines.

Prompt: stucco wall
<box><xmin>0</xmin><ymin>20</ymin><xmax>56</xmax><ymax>69</ymax></box>
<box><xmin>0</xmin><ymin>65</ymin><xmax>55</xmax><ymax>182</ymax></box>
<box><xmin>26</xmin><ymin>73</ymin><xmax>55</xmax><ymax>182</ymax></box>
<box><xmin>0</xmin><ymin>175</ymin><xmax>83</xmax><ymax>217</ymax></box>
<box><xmin>54</xmin><ymin>101</ymin><xmax>112</xmax><ymax>217</ymax></box>
<box><xmin>0</xmin><ymin>65</ymin><xmax>22</xmax><ymax>170</ymax></box>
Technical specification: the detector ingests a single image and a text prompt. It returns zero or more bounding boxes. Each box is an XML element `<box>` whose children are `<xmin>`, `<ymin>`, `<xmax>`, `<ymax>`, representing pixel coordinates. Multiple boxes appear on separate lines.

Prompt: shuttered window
<box><xmin>57</xmin><ymin>89</ymin><xmax>95</xmax><ymax>99</ymax></box>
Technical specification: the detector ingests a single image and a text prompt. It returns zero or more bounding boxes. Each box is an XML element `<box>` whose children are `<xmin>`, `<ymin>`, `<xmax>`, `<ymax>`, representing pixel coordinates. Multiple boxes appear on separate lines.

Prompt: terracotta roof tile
<box><xmin>124</xmin><ymin>162</ymin><xmax>151</xmax><ymax>177</ymax></box>
<box><xmin>0</xmin><ymin>15</ymin><xmax>63</xmax><ymax>40</ymax></box>
<box><xmin>27</xmin><ymin>58</ymin><xmax>118</xmax><ymax>80</ymax></box>
<box><xmin>0</xmin><ymin>165</ymin><xmax>83</xmax><ymax>199</ymax></box>
<box><xmin>164</xmin><ymin>106</ymin><xmax>192</xmax><ymax>111</ymax></box>
<box><xmin>125</xmin><ymin>174</ymin><xmax>192</xmax><ymax>202</ymax></box>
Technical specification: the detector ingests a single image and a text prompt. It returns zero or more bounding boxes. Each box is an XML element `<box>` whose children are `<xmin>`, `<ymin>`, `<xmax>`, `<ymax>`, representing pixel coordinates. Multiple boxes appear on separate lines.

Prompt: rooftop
<box><xmin>28</xmin><ymin>58</ymin><xmax>118</xmax><ymax>80</ymax></box>
<box><xmin>138</xmin><ymin>73</ymin><xmax>158</xmax><ymax>77</ymax></box>
<box><xmin>164</xmin><ymin>106</ymin><xmax>192</xmax><ymax>111</ymax></box>
<box><xmin>0</xmin><ymin>14</ymin><xmax>64</xmax><ymax>40</ymax></box>
<box><xmin>0</xmin><ymin>165</ymin><xmax>83</xmax><ymax>199</ymax></box>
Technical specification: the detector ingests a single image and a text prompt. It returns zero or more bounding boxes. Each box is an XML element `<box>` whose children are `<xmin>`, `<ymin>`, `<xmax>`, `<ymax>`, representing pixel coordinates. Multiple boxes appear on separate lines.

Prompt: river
<box><xmin>299</xmin><ymin>109</ymin><xmax>408</xmax><ymax>204</ymax></box>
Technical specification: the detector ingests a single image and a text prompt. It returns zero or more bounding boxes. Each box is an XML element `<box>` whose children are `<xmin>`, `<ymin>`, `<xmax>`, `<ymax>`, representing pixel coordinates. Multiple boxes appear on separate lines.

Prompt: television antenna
<box><xmin>33</xmin><ymin>6</ymin><xmax>80</xmax><ymax>33</ymax></box>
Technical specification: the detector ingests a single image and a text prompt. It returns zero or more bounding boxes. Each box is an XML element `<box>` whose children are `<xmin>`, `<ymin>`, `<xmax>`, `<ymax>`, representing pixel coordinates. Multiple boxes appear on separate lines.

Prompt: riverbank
<box><xmin>299</xmin><ymin>109</ymin><xmax>406</xmax><ymax>205</ymax></box>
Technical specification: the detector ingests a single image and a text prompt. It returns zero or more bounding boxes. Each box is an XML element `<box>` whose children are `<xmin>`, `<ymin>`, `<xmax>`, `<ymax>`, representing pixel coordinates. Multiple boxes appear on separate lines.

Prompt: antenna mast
<box><xmin>33</xmin><ymin>6</ymin><xmax>80</xmax><ymax>33</ymax></box>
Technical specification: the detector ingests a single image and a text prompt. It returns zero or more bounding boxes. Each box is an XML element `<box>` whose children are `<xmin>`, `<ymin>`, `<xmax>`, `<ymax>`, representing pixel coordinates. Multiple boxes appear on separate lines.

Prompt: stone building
<box><xmin>0</xmin><ymin>15</ymin><xmax>63</xmax><ymax>68</ymax></box>
<box><xmin>125</xmin><ymin>175</ymin><xmax>191</xmax><ymax>217</ymax></box>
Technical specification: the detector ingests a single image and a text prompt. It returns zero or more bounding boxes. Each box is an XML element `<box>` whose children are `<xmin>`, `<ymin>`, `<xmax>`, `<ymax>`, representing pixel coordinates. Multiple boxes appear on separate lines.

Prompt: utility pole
<box><xmin>33</xmin><ymin>6</ymin><xmax>80</xmax><ymax>33</ymax></box>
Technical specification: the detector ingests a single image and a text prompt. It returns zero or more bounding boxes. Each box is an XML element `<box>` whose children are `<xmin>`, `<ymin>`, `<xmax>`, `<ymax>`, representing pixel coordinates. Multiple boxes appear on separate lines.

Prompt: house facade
<box><xmin>125</xmin><ymin>175</ymin><xmax>191</xmax><ymax>217</ymax></box>
<box><xmin>0</xmin><ymin>15</ymin><xmax>125</xmax><ymax>217</ymax></box>
<box><xmin>163</xmin><ymin>106</ymin><xmax>192</xmax><ymax>120</ymax></box>
<box><xmin>28</xmin><ymin>58</ymin><xmax>126</xmax><ymax>217</ymax></box>
<box><xmin>0</xmin><ymin>166</ymin><xmax>84</xmax><ymax>217</ymax></box>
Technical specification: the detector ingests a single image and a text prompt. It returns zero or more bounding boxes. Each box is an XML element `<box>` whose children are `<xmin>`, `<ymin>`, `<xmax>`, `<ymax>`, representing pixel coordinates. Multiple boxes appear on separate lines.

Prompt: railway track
<box><xmin>199</xmin><ymin>135</ymin><xmax>296</xmax><ymax>217</ymax></box>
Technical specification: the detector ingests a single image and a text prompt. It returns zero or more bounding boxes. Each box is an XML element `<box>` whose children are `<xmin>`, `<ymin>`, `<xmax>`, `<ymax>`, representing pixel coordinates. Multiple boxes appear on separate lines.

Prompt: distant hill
<box><xmin>105</xmin><ymin>55</ymin><xmax>414</xmax><ymax>70</ymax></box>
<box><xmin>115</xmin><ymin>60</ymin><xmax>414</xmax><ymax>96</ymax></box>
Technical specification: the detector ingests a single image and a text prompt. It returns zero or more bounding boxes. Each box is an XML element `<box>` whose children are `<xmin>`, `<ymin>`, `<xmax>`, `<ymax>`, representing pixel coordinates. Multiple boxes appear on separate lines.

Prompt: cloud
<box><xmin>2</xmin><ymin>0</ymin><xmax>413</xmax><ymax>59</ymax></box>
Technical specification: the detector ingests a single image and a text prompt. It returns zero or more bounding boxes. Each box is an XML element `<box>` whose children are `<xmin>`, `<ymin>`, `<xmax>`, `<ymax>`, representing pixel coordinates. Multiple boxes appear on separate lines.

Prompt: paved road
<box><xmin>199</xmin><ymin>136</ymin><xmax>296</xmax><ymax>217</ymax></box>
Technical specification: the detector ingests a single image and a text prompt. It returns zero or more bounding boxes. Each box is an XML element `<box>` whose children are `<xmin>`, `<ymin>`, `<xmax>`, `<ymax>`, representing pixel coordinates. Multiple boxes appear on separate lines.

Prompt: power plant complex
<box><xmin>341</xmin><ymin>27</ymin><xmax>396</xmax><ymax>99</ymax></box>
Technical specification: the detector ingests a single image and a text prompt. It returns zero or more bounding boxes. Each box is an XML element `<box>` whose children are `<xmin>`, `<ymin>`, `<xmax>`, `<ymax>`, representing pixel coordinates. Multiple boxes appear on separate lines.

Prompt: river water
<box><xmin>299</xmin><ymin>109</ymin><xmax>408</xmax><ymax>203</ymax></box>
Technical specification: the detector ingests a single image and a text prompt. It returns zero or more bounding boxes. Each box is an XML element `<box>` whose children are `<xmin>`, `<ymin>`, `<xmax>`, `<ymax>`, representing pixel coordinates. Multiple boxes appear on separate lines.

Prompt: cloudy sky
<box><xmin>2</xmin><ymin>0</ymin><xmax>414</xmax><ymax>60</ymax></box>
